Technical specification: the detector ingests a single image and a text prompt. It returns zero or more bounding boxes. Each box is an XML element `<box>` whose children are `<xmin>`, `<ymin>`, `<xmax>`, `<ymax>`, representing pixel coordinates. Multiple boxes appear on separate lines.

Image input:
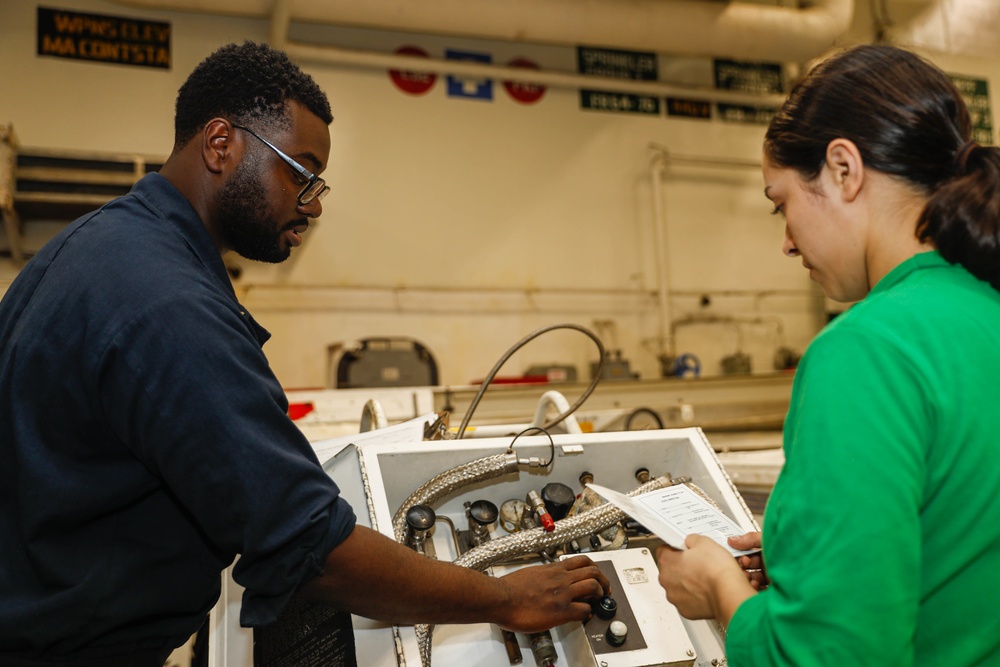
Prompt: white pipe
<box><xmin>282</xmin><ymin>41</ymin><xmax>788</xmax><ymax>105</ymax></box>
<box><xmin>265</xmin><ymin>0</ymin><xmax>787</xmax><ymax>108</ymax></box>
<box><xmin>0</xmin><ymin>124</ymin><xmax>25</xmax><ymax>266</ymax></box>
<box><xmin>110</xmin><ymin>0</ymin><xmax>854</xmax><ymax>63</ymax></box>
<box><xmin>648</xmin><ymin>145</ymin><xmax>763</xmax><ymax>171</ymax></box>
<box><xmin>649</xmin><ymin>152</ymin><xmax>671</xmax><ymax>358</ymax></box>
<box><xmin>531</xmin><ymin>391</ymin><xmax>583</xmax><ymax>434</ymax></box>
<box><xmin>359</xmin><ymin>398</ymin><xmax>388</xmax><ymax>432</ymax></box>
<box><xmin>885</xmin><ymin>0</ymin><xmax>992</xmax><ymax>57</ymax></box>
<box><xmin>267</xmin><ymin>0</ymin><xmax>292</xmax><ymax>48</ymax></box>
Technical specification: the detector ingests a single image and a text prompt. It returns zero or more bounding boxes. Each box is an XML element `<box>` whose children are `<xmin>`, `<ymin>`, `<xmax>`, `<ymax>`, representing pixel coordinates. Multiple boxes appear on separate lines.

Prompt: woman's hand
<box><xmin>729</xmin><ymin>531</ymin><xmax>769</xmax><ymax>590</ymax></box>
<box><xmin>656</xmin><ymin>534</ymin><xmax>757</xmax><ymax>626</ymax></box>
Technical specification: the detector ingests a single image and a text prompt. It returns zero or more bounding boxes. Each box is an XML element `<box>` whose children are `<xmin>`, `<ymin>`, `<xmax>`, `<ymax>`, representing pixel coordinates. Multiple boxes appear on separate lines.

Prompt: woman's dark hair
<box><xmin>765</xmin><ymin>44</ymin><xmax>1000</xmax><ymax>290</ymax></box>
<box><xmin>173</xmin><ymin>41</ymin><xmax>333</xmax><ymax>148</ymax></box>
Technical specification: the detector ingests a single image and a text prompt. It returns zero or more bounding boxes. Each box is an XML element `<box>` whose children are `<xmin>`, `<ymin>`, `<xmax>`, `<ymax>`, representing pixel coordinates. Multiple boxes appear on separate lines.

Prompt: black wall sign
<box><xmin>580</xmin><ymin>89</ymin><xmax>660</xmax><ymax>115</ymax></box>
<box><xmin>713</xmin><ymin>59</ymin><xmax>782</xmax><ymax>125</ymax></box>
<box><xmin>713</xmin><ymin>59</ymin><xmax>783</xmax><ymax>95</ymax></box>
<box><xmin>577</xmin><ymin>46</ymin><xmax>660</xmax><ymax>115</ymax></box>
<box><xmin>949</xmin><ymin>74</ymin><xmax>994</xmax><ymax>144</ymax></box>
<box><xmin>37</xmin><ymin>6</ymin><xmax>171</xmax><ymax>69</ymax></box>
<box><xmin>577</xmin><ymin>46</ymin><xmax>658</xmax><ymax>81</ymax></box>
<box><xmin>666</xmin><ymin>97</ymin><xmax>712</xmax><ymax>120</ymax></box>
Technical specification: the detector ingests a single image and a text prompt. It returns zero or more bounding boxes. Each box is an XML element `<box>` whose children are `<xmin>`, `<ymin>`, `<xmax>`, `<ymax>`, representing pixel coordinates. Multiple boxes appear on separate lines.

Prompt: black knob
<box><xmin>405</xmin><ymin>504</ymin><xmax>436</xmax><ymax>533</ymax></box>
<box><xmin>468</xmin><ymin>499</ymin><xmax>499</xmax><ymax>527</ymax></box>
<box><xmin>594</xmin><ymin>595</ymin><xmax>618</xmax><ymax>620</ymax></box>
<box><xmin>541</xmin><ymin>482</ymin><xmax>576</xmax><ymax>521</ymax></box>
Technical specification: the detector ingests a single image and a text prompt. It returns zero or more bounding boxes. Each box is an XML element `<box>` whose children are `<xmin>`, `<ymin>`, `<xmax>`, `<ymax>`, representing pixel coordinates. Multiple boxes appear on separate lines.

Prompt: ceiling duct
<box><xmin>886</xmin><ymin>0</ymin><xmax>1000</xmax><ymax>59</ymax></box>
<box><xmin>109</xmin><ymin>0</ymin><xmax>854</xmax><ymax>63</ymax></box>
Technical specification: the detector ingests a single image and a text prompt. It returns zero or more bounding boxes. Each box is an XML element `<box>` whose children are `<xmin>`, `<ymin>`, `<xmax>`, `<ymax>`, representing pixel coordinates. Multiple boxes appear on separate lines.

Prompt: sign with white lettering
<box><xmin>388</xmin><ymin>45</ymin><xmax>436</xmax><ymax>95</ymax></box>
<box><xmin>716</xmin><ymin>103</ymin><xmax>774</xmax><ymax>125</ymax></box>
<box><xmin>503</xmin><ymin>58</ymin><xmax>546</xmax><ymax>105</ymax></box>
<box><xmin>713</xmin><ymin>59</ymin><xmax>780</xmax><ymax>125</ymax></box>
<box><xmin>577</xmin><ymin>46</ymin><xmax>658</xmax><ymax>81</ymax></box>
<box><xmin>577</xmin><ymin>46</ymin><xmax>659</xmax><ymax>115</ymax></box>
<box><xmin>37</xmin><ymin>6</ymin><xmax>171</xmax><ymax>69</ymax></box>
<box><xmin>580</xmin><ymin>89</ymin><xmax>660</xmax><ymax>115</ymax></box>
<box><xmin>714</xmin><ymin>59</ymin><xmax>782</xmax><ymax>95</ymax></box>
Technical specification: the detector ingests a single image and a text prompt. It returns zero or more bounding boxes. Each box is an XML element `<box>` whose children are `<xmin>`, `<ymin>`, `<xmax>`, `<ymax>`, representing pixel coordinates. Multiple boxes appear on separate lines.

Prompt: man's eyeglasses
<box><xmin>232</xmin><ymin>124</ymin><xmax>329</xmax><ymax>206</ymax></box>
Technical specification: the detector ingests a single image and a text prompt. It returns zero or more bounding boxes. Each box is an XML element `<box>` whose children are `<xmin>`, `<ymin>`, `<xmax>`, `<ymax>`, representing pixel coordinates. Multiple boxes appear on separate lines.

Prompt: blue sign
<box><xmin>446</xmin><ymin>49</ymin><xmax>493</xmax><ymax>101</ymax></box>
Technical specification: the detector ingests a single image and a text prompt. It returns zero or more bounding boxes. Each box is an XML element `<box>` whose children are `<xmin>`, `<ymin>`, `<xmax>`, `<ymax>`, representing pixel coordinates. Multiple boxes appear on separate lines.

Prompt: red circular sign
<box><xmin>503</xmin><ymin>58</ymin><xmax>546</xmax><ymax>104</ymax></box>
<box><xmin>389</xmin><ymin>46</ymin><xmax>437</xmax><ymax>95</ymax></box>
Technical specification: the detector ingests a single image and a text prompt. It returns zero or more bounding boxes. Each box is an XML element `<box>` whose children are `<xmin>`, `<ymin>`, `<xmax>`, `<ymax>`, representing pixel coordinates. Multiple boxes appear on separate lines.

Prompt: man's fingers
<box><xmin>565</xmin><ymin>599</ymin><xmax>598</xmax><ymax>621</ymax></box>
<box><xmin>555</xmin><ymin>558</ymin><xmax>610</xmax><ymax>595</ymax></box>
<box><xmin>564</xmin><ymin>576</ymin><xmax>607</xmax><ymax>602</ymax></box>
<box><xmin>559</xmin><ymin>554</ymin><xmax>595</xmax><ymax>570</ymax></box>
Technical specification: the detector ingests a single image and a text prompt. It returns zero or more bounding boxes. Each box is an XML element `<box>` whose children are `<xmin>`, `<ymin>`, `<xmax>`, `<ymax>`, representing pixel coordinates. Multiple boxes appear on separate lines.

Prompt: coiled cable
<box><xmin>455</xmin><ymin>323</ymin><xmax>606</xmax><ymax>439</ymax></box>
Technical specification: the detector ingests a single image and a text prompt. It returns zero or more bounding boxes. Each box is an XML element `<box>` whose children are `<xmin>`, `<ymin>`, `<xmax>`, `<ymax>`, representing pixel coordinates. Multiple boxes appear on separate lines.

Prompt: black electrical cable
<box><xmin>455</xmin><ymin>322</ymin><xmax>606</xmax><ymax>439</ymax></box>
<box><xmin>506</xmin><ymin>425</ymin><xmax>556</xmax><ymax>470</ymax></box>
<box><xmin>624</xmin><ymin>407</ymin><xmax>665</xmax><ymax>431</ymax></box>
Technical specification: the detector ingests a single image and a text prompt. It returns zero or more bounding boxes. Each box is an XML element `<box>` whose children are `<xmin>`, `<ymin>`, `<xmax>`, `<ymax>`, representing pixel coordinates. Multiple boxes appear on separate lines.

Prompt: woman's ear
<box><xmin>825</xmin><ymin>138</ymin><xmax>864</xmax><ymax>203</ymax></box>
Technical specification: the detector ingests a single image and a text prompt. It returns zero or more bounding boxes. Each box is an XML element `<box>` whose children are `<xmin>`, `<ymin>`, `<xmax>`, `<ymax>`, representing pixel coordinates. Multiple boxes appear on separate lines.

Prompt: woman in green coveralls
<box><xmin>656</xmin><ymin>44</ymin><xmax>1000</xmax><ymax>665</ymax></box>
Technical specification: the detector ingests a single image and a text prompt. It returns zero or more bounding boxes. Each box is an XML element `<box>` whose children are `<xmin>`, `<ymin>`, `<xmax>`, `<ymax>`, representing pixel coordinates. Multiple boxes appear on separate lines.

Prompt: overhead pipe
<box><xmin>111</xmin><ymin>0</ymin><xmax>854</xmax><ymax>64</ymax></box>
<box><xmin>263</xmin><ymin>0</ymin><xmax>786</xmax><ymax>106</ymax></box>
<box><xmin>885</xmin><ymin>0</ymin><xmax>991</xmax><ymax>57</ymax></box>
<box><xmin>111</xmin><ymin>0</ymin><xmax>852</xmax><ymax>103</ymax></box>
<box><xmin>279</xmin><ymin>40</ymin><xmax>788</xmax><ymax>105</ymax></box>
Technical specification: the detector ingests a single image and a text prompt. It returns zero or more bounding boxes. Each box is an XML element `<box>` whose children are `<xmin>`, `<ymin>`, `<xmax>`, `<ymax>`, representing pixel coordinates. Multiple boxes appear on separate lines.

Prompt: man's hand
<box><xmin>493</xmin><ymin>555</ymin><xmax>611</xmax><ymax>633</ymax></box>
<box><xmin>302</xmin><ymin>526</ymin><xmax>611</xmax><ymax>630</ymax></box>
<box><xmin>729</xmin><ymin>531</ymin><xmax>768</xmax><ymax>590</ymax></box>
<box><xmin>655</xmin><ymin>534</ymin><xmax>755</xmax><ymax>626</ymax></box>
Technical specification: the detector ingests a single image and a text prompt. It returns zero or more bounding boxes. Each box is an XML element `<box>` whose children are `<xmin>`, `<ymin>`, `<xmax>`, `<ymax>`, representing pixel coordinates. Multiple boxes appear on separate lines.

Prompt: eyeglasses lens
<box><xmin>301</xmin><ymin>181</ymin><xmax>329</xmax><ymax>204</ymax></box>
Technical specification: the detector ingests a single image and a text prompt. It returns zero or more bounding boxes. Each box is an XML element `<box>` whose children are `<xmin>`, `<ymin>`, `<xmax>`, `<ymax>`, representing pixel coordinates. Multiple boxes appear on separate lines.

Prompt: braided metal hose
<box><xmin>392</xmin><ymin>451</ymin><xmax>520</xmax><ymax>543</ymax></box>
<box><xmin>415</xmin><ymin>474</ymin><xmax>678</xmax><ymax>667</ymax></box>
<box><xmin>570</xmin><ymin>485</ymin><xmax>628</xmax><ymax>546</ymax></box>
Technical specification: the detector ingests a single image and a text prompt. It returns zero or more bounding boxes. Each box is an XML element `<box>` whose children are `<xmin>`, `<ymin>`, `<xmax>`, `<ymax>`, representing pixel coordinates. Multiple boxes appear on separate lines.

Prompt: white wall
<box><xmin>2</xmin><ymin>0</ymin><xmax>997</xmax><ymax>389</ymax></box>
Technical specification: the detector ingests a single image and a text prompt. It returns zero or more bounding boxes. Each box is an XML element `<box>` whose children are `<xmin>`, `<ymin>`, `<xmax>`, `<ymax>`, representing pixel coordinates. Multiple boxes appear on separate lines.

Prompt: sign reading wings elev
<box><xmin>37</xmin><ymin>6</ymin><xmax>171</xmax><ymax>70</ymax></box>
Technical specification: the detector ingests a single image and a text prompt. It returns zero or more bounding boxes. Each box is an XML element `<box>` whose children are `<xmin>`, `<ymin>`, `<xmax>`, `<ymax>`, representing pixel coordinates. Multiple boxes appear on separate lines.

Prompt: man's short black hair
<box><xmin>173</xmin><ymin>41</ymin><xmax>333</xmax><ymax>147</ymax></box>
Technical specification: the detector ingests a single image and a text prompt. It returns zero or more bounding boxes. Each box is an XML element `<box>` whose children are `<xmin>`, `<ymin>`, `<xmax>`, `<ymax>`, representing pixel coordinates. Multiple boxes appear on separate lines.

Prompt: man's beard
<box><xmin>217</xmin><ymin>157</ymin><xmax>293</xmax><ymax>264</ymax></box>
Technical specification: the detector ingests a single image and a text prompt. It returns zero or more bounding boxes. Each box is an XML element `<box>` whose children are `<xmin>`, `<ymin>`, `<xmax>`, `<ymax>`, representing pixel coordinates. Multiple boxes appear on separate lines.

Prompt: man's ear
<box><xmin>202</xmin><ymin>118</ymin><xmax>234</xmax><ymax>175</ymax></box>
<box><xmin>825</xmin><ymin>138</ymin><xmax>864</xmax><ymax>203</ymax></box>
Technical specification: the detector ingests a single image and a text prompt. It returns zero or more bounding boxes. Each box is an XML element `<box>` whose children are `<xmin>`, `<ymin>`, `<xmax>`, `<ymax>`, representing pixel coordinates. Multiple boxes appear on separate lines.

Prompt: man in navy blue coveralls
<box><xmin>0</xmin><ymin>41</ymin><xmax>609</xmax><ymax>666</ymax></box>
